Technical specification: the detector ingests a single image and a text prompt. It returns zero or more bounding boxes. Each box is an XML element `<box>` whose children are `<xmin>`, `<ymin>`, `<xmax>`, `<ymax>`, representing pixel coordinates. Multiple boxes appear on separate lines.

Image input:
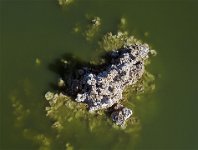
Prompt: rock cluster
<box><xmin>111</xmin><ymin>104</ymin><xmax>133</xmax><ymax>126</ymax></box>
<box><xmin>70</xmin><ymin>43</ymin><xmax>150</xmax><ymax>125</ymax></box>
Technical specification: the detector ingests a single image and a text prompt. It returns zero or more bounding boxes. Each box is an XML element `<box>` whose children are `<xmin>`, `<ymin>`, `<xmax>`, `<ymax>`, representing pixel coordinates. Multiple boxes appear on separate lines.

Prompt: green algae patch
<box><xmin>118</xmin><ymin>17</ymin><xmax>128</xmax><ymax>32</ymax></box>
<box><xmin>23</xmin><ymin>129</ymin><xmax>52</xmax><ymax>150</ymax></box>
<box><xmin>99</xmin><ymin>31</ymin><xmax>141</xmax><ymax>51</ymax></box>
<box><xmin>58</xmin><ymin>0</ymin><xmax>74</xmax><ymax>7</ymax></box>
<box><xmin>11</xmin><ymin>95</ymin><xmax>30</xmax><ymax>127</ymax></box>
<box><xmin>45</xmin><ymin>92</ymin><xmax>112</xmax><ymax>132</ymax></box>
<box><xmin>44</xmin><ymin>91</ymin><xmax>142</xmax><ymax>132</ymax></box>
<box><xmin>83</xmin><ymin>16</ymin><xmax>101</xmax><ymax>41</ymax></box>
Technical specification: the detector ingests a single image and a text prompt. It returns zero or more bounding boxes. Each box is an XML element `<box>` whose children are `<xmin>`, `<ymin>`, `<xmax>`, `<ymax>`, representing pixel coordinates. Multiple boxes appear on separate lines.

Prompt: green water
<box><xmin>1</xmin><ymin>0</ymin><xmax>198</xmax><ymax>149</ymax></box>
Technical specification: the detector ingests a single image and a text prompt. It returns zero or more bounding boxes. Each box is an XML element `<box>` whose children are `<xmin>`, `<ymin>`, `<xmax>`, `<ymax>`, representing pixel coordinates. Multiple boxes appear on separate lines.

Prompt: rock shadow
<box><xmin>48</xmin><ymin>51</ymin><xmax>115</xmax><ymax>100</ymax></box>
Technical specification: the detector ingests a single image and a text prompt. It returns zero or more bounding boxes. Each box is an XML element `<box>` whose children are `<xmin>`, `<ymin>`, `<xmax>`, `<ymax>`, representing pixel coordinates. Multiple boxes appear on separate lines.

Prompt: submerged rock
<box><xmin>99</xmin><ymin>31</ymin><xmax>140</xmax><ymax>52</ymax></box>
<box><xmin>58</xmin><ymin>0</ymin><xmax>74</xmax><ymax>6</ymax></box>
<box><xmin>84</xmin><ymin>16</ymin><xmax>101</xmax><ymax>40</ymax></box>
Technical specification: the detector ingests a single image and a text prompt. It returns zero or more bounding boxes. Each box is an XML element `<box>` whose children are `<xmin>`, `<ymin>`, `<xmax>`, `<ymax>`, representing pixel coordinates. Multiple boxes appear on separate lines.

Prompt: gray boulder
<box><xmin>72</xmin><ymin>43</ymin><xmax>150</xmax><ymax>125</ymax></box>
<box><xmin>111</xmin><ymin>104</ymin><xmax>133</xmax><ymax>126</ymax></box>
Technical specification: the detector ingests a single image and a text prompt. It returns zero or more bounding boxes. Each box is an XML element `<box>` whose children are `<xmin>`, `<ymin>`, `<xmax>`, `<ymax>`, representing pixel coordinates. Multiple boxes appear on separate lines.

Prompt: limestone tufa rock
<box><xmin>111</xmin><ymin>104</ymin><xmax>133</xmax><ymax>126</ymax></box>
<box><xmin>73</xmin><ymin>43</ymin><xmax>150</xmax><ymax>115</ymax></box>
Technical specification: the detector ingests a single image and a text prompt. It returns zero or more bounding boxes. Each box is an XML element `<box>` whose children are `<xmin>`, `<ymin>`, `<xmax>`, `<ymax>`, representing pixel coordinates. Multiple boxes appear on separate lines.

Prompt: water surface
<box><xmin>1</xmin><ymin>0</ymin><xmax>198</xmax><ymax>149</ymax></box>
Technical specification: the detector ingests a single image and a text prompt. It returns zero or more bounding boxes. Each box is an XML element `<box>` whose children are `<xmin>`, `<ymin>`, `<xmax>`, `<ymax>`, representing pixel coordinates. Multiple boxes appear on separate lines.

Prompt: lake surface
<box><xmin>1</xmin><ymin>0</ymin><xmax>198</xmax><ymax>149</ymax></box>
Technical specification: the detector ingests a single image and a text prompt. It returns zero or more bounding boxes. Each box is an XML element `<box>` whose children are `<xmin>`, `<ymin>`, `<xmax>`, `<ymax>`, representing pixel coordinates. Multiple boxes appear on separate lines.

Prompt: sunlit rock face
<box><xmin>71</xmin><ymin>44</ymin><xmax>150</xmax><ymax>125</ymax></box>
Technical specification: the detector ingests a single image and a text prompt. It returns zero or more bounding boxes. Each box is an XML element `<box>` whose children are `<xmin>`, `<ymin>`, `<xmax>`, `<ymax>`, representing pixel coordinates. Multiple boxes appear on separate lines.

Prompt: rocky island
<box><xmin>45</xmin><ymin>35</ymin><xmax>153</xmax><ymax>127</ymax></box>
<box><xmin>72</xmin><ymin>44</ymin><xmax>149</xmax><ymax>125</ymax></box>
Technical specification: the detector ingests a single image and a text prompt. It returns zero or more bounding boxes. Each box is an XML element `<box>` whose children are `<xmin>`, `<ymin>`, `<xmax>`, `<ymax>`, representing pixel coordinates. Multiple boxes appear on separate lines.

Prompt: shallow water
<box><xmin>1</xmin><ymin>0</ymin><xmax>198</xmax><ymax>149</ymax></box>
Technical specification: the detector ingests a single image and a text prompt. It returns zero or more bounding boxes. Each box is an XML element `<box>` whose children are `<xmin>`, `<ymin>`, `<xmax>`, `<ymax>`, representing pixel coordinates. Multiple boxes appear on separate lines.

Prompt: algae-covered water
<box><xmin>1</xmin><ymin>0</ymin><xmax>198</xmax><ymax>149</ymax></box>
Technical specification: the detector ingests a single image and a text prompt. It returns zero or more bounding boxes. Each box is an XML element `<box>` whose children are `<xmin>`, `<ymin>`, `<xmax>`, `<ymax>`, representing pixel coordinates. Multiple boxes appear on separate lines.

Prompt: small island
<box><xmin>45</xmin><ymin>32</ymin><xmax>155</xmax><ymax>128</ymax></box>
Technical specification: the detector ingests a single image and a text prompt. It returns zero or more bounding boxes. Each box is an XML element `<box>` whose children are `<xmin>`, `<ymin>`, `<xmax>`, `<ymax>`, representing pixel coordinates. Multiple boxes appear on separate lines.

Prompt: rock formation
<box><xmin>69</xmin><ymin>43</ymin><xmax>150</xmax><ymax>126</ymax></box>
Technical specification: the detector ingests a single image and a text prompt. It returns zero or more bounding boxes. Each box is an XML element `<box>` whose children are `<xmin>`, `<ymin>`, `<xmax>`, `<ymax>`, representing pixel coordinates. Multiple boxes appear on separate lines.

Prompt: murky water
<box><xmin>1</xmin><ymin>0</ymin><xmax>198</xmax><ymax>149</ymax></box>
